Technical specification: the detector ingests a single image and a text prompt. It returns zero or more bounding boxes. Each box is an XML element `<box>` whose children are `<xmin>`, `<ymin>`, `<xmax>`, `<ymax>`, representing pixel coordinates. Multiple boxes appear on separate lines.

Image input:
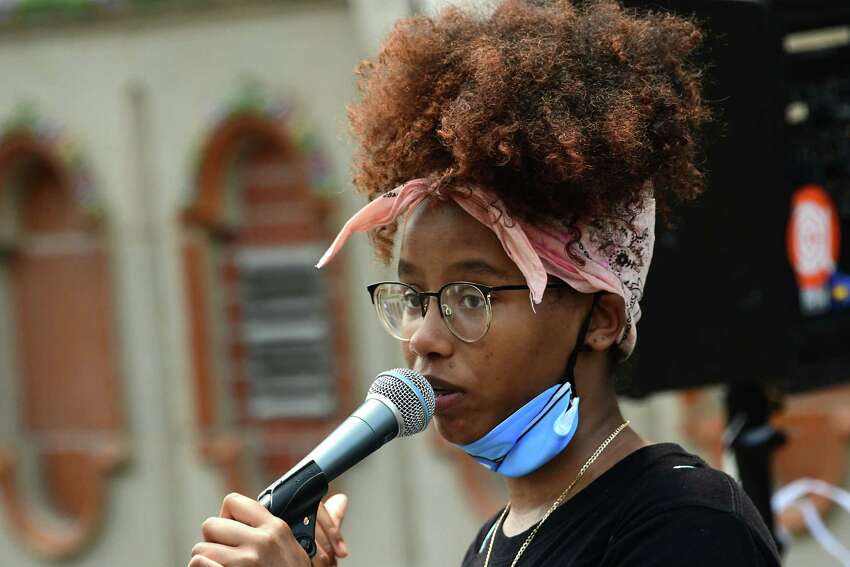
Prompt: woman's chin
<box><xmin>433</xmin><ymin>416</ymin><xmax>485</xmax><ymax>446</ymax></box>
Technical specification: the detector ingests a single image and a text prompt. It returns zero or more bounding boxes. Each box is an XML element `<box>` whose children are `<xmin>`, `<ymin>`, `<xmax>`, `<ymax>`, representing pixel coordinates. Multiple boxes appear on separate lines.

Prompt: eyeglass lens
<box><xmin>372</xmin><ymin>282</ymin><xmax>491</xmax><ymax>342</ymax></box>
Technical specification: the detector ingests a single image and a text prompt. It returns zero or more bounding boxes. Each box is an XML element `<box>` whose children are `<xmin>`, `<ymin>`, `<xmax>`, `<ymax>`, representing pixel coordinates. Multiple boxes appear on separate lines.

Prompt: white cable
<box><xmin>797</xmin><ymin>498</ymin><xmax>850</xmax><ymax>566</ymax></box>
<box><xmin>771</xmin><ymin>478</ymin><xmax>850</xmax><ymax>566</ymax></box>
<box><xmin>772</xmin><ymin>478</ymin><xmax>850</xmax><ymax>514</ymax></box>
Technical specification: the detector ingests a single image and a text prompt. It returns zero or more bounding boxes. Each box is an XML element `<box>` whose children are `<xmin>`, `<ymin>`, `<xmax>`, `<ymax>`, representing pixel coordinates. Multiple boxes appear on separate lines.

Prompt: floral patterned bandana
<box><xmin>316</xmin><ymin>178</ymin><xmax>655</xmax><ymax>357</ymax></box>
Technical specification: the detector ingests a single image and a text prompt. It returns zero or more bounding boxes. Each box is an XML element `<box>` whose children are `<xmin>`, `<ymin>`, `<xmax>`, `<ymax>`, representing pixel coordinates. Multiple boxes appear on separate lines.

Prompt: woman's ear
<box><xmin>585</xmin><ymin>293</ymin><xmax>627</xmax><ymax>352</ymax></box>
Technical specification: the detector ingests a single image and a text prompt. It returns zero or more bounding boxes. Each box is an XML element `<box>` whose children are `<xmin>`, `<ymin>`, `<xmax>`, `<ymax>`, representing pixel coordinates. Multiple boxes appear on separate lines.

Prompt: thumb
<box><xmin>325</xmin><ymin>493</ymin><xmax>349</xmax><ymax>527</ymax></box>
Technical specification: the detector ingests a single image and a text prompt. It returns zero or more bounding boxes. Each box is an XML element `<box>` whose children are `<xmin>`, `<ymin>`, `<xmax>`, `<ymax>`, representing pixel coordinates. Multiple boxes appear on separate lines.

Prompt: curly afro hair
<box><xmin>347</xmin><ymin>0</ymin><xmax>710</xmax><ymax>262</ymax></box>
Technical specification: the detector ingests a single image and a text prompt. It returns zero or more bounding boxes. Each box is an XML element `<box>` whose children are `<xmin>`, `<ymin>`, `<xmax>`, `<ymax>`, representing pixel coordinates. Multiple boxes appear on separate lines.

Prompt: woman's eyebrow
<box><xmin>397</xmin><ymin>259</ymin><xmax>419</xmax><ymax>278</ymax></box>
<box><xmin>449</xmin><ymin>260</ymin><xmax>511</xmax><ymax>279</ymax></box>
<box><xmin>398</xmin><ymin>259</ymin><xmax>512</xmax><ymax>279</ymax></box>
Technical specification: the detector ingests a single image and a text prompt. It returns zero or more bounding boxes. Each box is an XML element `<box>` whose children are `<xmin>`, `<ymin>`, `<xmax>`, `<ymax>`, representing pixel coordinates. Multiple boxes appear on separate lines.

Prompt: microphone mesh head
<box><xmin>367</xmin><ymin>368</ymin><xmax>435</xmax><ymax>437</ymax></box>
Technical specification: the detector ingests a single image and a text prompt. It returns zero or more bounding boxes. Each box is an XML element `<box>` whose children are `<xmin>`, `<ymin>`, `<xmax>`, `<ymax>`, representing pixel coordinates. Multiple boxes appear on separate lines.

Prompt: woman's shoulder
<box><xmin>605</xmin><ymin>442</ymin><xmax>781</xmax><ymax>565</ymax></box>
<box><xmin>617</xmin><ymin>442</ymin><xmax>758</xmax><ymax>517</ymax></box>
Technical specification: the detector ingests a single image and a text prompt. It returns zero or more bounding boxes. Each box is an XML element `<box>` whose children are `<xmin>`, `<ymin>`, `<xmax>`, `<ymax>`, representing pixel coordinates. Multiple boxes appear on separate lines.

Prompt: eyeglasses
<box><xmin>366</xmin><ymin>281</ymin><xmax>571</xmax><ymax>343</ymax></box>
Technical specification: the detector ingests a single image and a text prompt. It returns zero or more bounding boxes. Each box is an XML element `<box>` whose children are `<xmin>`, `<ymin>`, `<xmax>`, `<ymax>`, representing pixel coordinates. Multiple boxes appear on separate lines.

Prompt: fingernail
<box><xmin>340</xmin><ymin>540</ymin><xmax>349</xmax><ymax>556</ymax></box>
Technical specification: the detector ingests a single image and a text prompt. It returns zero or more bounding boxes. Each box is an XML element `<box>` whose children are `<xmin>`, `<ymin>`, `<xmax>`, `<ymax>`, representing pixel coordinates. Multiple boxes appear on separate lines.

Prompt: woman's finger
<box><xmin>190</xmin><ymin>542</ymin><xmax>244</xmax><ymax>565</ymax></box>
<box><xmin>314</xmin><ymin>518</ymin><xmax>337</xmax><ymax>565</ymax></box>
<box><xmin>311</xmin><ymin>544</ymin><xmax>337</xmax><ymax>567</ymax></box>
<box><xmin>314</xmin><ymin>515</ymin><xmax>332</xmax><ymax>552</ymax></box>
<box><xmin>219</xmin><ymin>492</ymin><xmax>271</xmax><ymax>528</ymax></box>
<box><xmin>325</xmin><ymin>494</ymin><xmax>349</xmax><ymax>528</ymax></box>
<box><xmin>201</xmin><ymin>516</ymin><xmax>256</xmax><ymax>547</ymax></box>
<box><xmin>316</xmin><ymin>504</ymin><xmax>344</xmax><ymax>557</ymax></box>
<box><xmin>317</xmin><ymin>494</ymin><xmax>349</xmax><ymax>557</ymax></box>
<box><xmin>188</xmin><ymin>555</ymin><xmax>223</xmax><ymax>567</ymax></box>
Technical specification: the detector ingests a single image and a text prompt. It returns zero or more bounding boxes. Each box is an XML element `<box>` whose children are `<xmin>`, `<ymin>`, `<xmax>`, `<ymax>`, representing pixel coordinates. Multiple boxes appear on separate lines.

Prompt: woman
<box><xmin>189</xmin><ymin>1</ymin><xmax>782</xmax><ymax>565</ymax></box>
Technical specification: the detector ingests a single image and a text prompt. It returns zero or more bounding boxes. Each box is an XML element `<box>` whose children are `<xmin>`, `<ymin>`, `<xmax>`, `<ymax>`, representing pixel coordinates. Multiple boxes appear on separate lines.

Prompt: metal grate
<box><xmin>237</xmin><ymin>246</ymin><xmax>335</xmax><ymax>418</ymax></box>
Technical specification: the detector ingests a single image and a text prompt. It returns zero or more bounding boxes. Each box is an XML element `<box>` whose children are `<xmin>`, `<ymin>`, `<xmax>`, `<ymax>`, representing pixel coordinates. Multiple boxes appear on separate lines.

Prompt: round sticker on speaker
<box><xmin>787</xmin><ymin>184</ymin><xmax>840</xmax><ymax>314</ymax></box>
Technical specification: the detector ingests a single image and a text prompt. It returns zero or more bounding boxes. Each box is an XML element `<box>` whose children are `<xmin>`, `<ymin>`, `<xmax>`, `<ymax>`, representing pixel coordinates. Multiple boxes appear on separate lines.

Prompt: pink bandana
<box><xmin>316</xmin><ymin>178</ymin><xmax>655</xmax><ymax>357</ymax></box>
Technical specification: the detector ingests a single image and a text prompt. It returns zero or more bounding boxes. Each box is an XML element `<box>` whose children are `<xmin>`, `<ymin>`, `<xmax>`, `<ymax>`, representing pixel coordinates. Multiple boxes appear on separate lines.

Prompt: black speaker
<box><xmin>619</xmin><ymin>0</ymin><xmax>850</xmax><ymax>397</ymax></box>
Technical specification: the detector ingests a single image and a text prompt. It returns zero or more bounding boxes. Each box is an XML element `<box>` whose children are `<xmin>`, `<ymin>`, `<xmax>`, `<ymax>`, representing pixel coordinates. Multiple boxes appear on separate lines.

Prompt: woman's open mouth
<box><xmin>425</xmin><ymin>375</ymin><xmax>465</xmax><ymax>415</ymax></box>
<box><xmin>434</xmin><ymin>390</ymin><xmax>463</xmax><ymax>414</ymax></box>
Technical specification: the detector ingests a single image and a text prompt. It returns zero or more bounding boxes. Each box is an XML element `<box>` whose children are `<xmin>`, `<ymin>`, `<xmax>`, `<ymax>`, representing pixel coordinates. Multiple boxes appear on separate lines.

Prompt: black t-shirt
<box><xmin>461</xmin><ymin>443</ymin><xmax>781</xmax><ymax>566</ymax></box>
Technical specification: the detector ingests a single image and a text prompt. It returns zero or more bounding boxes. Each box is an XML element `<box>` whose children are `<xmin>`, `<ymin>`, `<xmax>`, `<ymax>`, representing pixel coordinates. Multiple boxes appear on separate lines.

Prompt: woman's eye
<box><xmin>459</xmin><ymin>294</ymin><xmax>485</xmax><ymax>309</ymax></box>
<box><xmin>402</xmin><ymin>293</ymin><xmax>421</xmax><ymax>309</ymax></box>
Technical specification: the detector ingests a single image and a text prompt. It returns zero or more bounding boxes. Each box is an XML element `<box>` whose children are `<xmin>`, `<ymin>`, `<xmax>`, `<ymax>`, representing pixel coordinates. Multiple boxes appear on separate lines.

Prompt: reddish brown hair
<box><xmin>347</xmin><ymin>0</ymin><xmax>710</xmax><ymax>261</ymax></box>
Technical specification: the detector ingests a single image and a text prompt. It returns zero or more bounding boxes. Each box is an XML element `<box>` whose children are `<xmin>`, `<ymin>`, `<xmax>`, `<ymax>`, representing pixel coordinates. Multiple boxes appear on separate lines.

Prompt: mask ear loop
<box><xmin>563</xmin><ymin>292</ymin><xmax>602</xmax><ymax>397</ymax></box>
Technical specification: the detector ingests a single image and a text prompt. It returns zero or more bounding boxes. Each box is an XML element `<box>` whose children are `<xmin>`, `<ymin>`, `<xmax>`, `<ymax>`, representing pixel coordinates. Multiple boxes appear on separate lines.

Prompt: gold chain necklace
<box><xmin>483</xmin><ymin>420</ymin><xmax>630</xmax><ymax>567</ymax></box>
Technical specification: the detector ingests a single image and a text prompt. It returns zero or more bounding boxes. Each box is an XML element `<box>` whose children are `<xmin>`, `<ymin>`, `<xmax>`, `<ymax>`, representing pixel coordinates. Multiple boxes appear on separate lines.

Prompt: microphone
<box><xmin>257</xmin><ymin>368</ymin><xmax>435</xmax><ymax>556</ymax></box>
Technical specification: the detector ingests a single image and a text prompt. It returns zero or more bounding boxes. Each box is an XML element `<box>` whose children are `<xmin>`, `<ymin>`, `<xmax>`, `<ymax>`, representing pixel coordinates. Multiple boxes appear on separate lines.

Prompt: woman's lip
<box><xmin>434</xmin><ymin>391</ymin><xmax>464</xmax><ymax>415</ymax></box>
<box><xmin>423</xmin><ymin>374</ymin><xmax>464</xmax><ymax>394</ymax></box>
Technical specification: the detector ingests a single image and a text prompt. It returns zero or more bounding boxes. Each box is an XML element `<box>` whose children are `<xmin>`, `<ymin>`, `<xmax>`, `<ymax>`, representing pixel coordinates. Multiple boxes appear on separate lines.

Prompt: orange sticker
<box><xmin>787</xmin><ymin>184</ymin><xmax>841</xmax><ymax>288</ymax></box>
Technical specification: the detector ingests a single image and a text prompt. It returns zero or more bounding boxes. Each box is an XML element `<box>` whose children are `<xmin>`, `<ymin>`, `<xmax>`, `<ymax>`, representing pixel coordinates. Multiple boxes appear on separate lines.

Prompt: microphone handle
<box><xmin>309</xmin><ymin>396</ymin><xmax>400</xmax><ymax>479</ymax></box>
<box><xmin>257</xmin><ymin>397</ymin><xmax>400</xmax><ymax>557</ymax></box>
<box><xmin>258</xmin><ymin>460</ymin><xmax>328</xmax><ymax>557</ymax></box>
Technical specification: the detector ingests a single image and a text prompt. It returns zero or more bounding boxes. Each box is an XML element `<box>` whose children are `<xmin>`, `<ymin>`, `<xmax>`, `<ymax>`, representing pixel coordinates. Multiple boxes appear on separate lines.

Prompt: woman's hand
<box><xmin>188</xmin><ymin>492</ymin><xmax>349</xmax><ymax>567</ymax></box>
<box><xmin>314</xmin><ymin>494</ymin><xmax>349</xmax><ymax>566</ymax></box>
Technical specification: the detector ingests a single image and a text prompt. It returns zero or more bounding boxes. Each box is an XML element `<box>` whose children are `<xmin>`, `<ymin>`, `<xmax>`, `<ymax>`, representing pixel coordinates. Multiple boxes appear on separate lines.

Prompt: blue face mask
<box><xmin>455</xmin><ymin>292</ymin><xmax>599</xmax><ymax>478</ymax></box>
<box><xmin>456</xmin><ymin>382</ymin><xmax>580</xmax><ymax>478</ymax></box>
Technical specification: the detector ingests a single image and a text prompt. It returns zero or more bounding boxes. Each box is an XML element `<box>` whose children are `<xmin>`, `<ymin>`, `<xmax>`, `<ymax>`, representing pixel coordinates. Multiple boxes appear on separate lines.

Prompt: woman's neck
<box><xmin>500</xmin><ymin>386</ymin><xmax>649</xmax><ymax>536</ymax></box>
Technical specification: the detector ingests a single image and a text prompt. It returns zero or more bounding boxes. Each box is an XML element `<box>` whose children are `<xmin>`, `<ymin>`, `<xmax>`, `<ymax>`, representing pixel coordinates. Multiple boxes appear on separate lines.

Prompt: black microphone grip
<box><xmin>258</xmin><ymin>461</ymin><xmax>326</xmax><ymax>519</ymax></box>
<box><xmin>258</xmin><ymin>460</ymin><xmax>328</xmax><ymax>557</ymax></box>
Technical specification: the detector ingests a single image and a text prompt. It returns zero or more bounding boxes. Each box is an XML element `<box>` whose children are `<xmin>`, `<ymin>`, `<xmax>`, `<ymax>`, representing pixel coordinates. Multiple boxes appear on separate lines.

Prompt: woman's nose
<box><xmin>409</xmin><ymin>297</ymin><xmax>454</xmax><ymax>359</ymax></box>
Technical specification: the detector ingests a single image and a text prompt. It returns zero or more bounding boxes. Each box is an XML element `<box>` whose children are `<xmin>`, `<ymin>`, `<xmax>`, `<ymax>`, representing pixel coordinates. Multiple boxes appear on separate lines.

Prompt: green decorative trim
<box><xmin>2</xmin><ymin>0</ymin><xmax>168</xmax><ymax>23</ymax></box>
<box><xmin>0</xmin><ymin>0</ymin><xmax>345</xmax><ymax>29</ymax></box>
<box><xmin>190</xmin><ymin>78</ymin><xmax>336</xmax><ymax>204</ymax></box>
<box><xmin>0</xmin><ymin>102</ymin><xmax>100</xmax><ymax>214</ymax></box>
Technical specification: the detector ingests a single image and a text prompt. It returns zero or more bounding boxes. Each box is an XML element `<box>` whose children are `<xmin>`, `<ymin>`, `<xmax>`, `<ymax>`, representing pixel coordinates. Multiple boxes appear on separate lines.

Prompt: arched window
<box><xmin>182</xmin><ymin>98</ymin><xmax>351</xmax><ymax>493</ymax></box>
<box><xmin>0</xmin><ymin>119</ymin><xmax>125</xmax><ymax>559</ymax></box>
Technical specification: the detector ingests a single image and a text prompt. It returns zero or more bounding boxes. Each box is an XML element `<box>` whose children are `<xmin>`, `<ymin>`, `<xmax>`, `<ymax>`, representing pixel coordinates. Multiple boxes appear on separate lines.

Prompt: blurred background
<box><xmin>0</xmin><ymin>0</ymin><xmax>847</xmax><ymax>565</ymax></box>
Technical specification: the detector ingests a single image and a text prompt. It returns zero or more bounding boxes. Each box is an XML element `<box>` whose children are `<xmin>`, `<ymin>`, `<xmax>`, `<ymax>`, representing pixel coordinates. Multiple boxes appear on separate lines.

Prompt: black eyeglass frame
<box><xmin>365</xmin><ymin>280</ymin><xmax>572</xmax><ymax>343</ymax></box>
